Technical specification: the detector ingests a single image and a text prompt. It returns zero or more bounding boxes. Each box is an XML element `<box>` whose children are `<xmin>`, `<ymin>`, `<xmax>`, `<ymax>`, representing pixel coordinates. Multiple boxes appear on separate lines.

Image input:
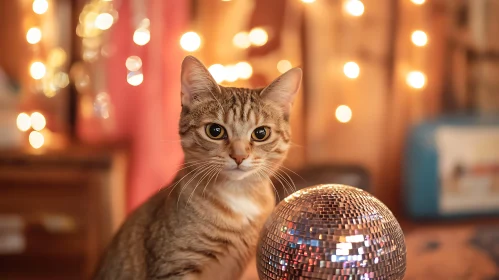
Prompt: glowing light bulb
<box><xmin>29</xmin><ymin>131</ymin><xmax>45</xmax><ymax>149</ymax></box>
<box><xmin>17</xmin><ymin>113</ymin><xmax>31</xmax><ymax>132</ymax></box>
<box><xmin>30</xmin><ymin>62</ymin><xmax>46</xmax><ymax>80</ymax></box>
<box><xmin>302</xmin><ymin>0</ymin><xmax>316</xmax><ymax>2</ymax></box>
<box><xmin>208</xmin><ymin>64</ymin><xmax>226</xmax><ymax>83</ymax></box>
<box><xmin>53</xmin><ymin>72</ymin><xmax>70</xmax><ymax>88</ymax></box>
<box><xmin>235</xmin><ymin>62</ymin><xmax>253</xmax><ymax>80</ymax></box>
<box><xmin>95</xmin><ymin>13</ymin><xmax>114</xmax><ymax>30</ymax></box>
<box><xmin>411</xmin><ymin>30</ymin><xmax>428</xmax><ymax>47</ymax></box>
<box><xmin>180</xmin><ymin>32</ymin><xmax>201</xmax><ymax>52</ymax></box>
<box><xmin>48</xmin><ymin>48</ymin><xmax>67</xmax><ymax>67</ymax></box>
<box><xmin>249</xmin><ymin>28</ymin><xmax>268</xmax><ymax>46</ymax></box>
<box><xmin>411</xmin><ymin>0</ymin><xmax>425</xmax><ymax>5</ymax></box>
<box><xmin>335</xmin><ymin>105</ymin><xmax>352</xmax><ymax>123</ymax></box>
<box><xmin>127</xmin><ymin>71</ymin><xmax>144</xmax><ymax>86</ymax></box>
<box><xmin>344</xmin><ymin>0</ymin><xmax>365</xmax><ymax>17</ymax></box>
<box><xmin>233</xmin><ymin>32</ymin><xmax>251</xmax><ymax>49</ymax></box>
<box><xmin>277</xmin><ymin>60</ymin><xmax>292</xmax><ymax>73</ymax></box>
<box><xmin>343</xmin><ymin>62</ymin><xmax>360</xmax><ymax>79</ymax></box>
<box><xmin>406</xmin><ymin>71</ymin><xmax>426</xmax><ymax>89</ymax></box>
<box><xmin>26</xmin><ymin>27</ymin><xmax>42</xmax><ymax>44</ymax></box>
<box><xmin>126</xmin><ymin>56</ymin><xmax>143</xmax><ymax>71</ymax></box>
<box><xmin>133</xmin><ymin>28</ymin><xmax>151</xmax><ymax>46</ymax></box>
<box><xmin>32</xmin><ymin>0</ymin><xmax>48</xmax><ymax>14</ymax></box>
<box><xmin>224</xmin><ymin>65</ymin><xmax>239</xmax><ymax>82</ymax></box>
<box><xmin>30</xmin><ymin>112</ymin><xmax>46</xmax><ymax>131</ymax></box>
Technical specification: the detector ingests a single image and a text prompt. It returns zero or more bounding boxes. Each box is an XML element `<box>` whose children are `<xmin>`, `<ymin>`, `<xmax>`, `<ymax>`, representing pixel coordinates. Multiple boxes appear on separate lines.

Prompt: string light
<box><xmin>233</xmin><ymin>32</ymin><xmax>251</xmax><ymax>49</ymax></box>
<box><xmin>32</xmin><ymin>0</ymin><xmax>48</xmax><ymax>15</ymax></box>
<box><xmin>47</xmin><ymin>48</ymin><xmax>67</xmax><ymax>67</ymax></box>
<box><xmin>127</xmin><ymin>71</ymin><xmax>144</xmax><ymax>86</ymax></box>
<box><xmin>26</xmin><ymin>27</ymin><xmax>42</xmax><ymax>44</ymax></box>
<box><xmin>133</xmin><ymin>27</ymin><xmax>151</xmax><ymax>46</ymax></box>
<box><xmin>180</xmin><ymin>32</ymin><xmax>201</xmax><ymax>52</ymax></box>
<box><xmin>411</xmin><ymin>0</ymin><xmax>425</xmax><ymax>5</ymax></box>
<box><xmin>411</xmin><ymin>30</ymin><xmax>428</xmax><ymax>47</ymax></box>
<box><xmin>126</xmin><ymin>56</ymin><xmax>143</xmax><ymax>72</ymax></box>
<box><xmin>235</xmin><ymin>62</ymin><xmax>253</xmax><ymax>80</ymax></box>
<box><xmin>30</xmin><ymin>112</ymin><xmax>46</xmax><ymax>131</ymax></box>
<box><xmin>208</xmin><ymin>64</ymin><xmax>226</xmax><ymax>83</ymax></box>
<box><xmin>29</xmin><ymin>131</ymin><xmax>45</xmax><ymax>149</ymax></box>
<box><xmin>406</xmin><ymin>71</ymin><xmax>426</xmax><ymax>89</ymax></box>
<box><xmin>224</xmin><ymin>65</ymin><xmax>239</xmax><ymax>82</ymax></box>
<box><xmin>16</xmin><ymin>113</ymin><xmax>31</xmax><ymax>132</ymax></box>
<box><xmin>249</xmin><ymin>28</ymin><xmax>268</xmax><ymax>46</ymax></box>
<box><xmin>344</xmin><ymin>0</ymin><xmax>365</xmax><ymax>17</ymax></box>
<box><xmin>335</xmin><ymin>105</ymin><xmax>353</xmax><ymax>123</ymax></box>
<box><xmin>277</xmin><ymin>60</ymin><xmax>292</xmax><ymax>73</ymax></box>
<box><xmin>30</xmin><ymin>62</ymin><xmax>47</xmax><ymax>80</ymax></box>
<box><xmin>95</xmin><ymin>13</ymin><xmax>114</xmax><ymax>30</ymax></box>
<box><xmin>343</xmin><ymin>62</ymin><xmax>360</xmax><ymax>79</ymax></box>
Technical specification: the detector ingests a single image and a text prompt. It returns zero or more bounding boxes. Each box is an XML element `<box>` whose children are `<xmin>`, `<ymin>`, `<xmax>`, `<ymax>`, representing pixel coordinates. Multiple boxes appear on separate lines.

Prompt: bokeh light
<box><xmin>411</xmin><ymin>0</ymin><xmax>425</xmax><ymax>5</ymax></box>
<box><xmin>127</xmin><ymin>71</ymin><xmax>144</xmax><ymax>86</ymax></box>
<box><xmin>48</xmin><ymin>48</ymin><xmax>67</xmax><ymax>67</ymax></box>
<box><xmin>233</xmin><ymin>32</ymin><xmax>251</xmax><ymax>49</ymax></box>
<box><xmin>208</xmin><ymin>64</ymin><xmax>226</xmax><ymax>83</ymax></box>
<box><xmin>277</xmin><ymin>60</ymin><xmax>293</xmax><ymax>73</ymax></box>
<box><xmin>224</xmin><ymin>65</ymin><xmax>239</xmax><ymax>82</ymax></box>
<box><xmin>302</xmin><ymin>0</ymin><xmax>316</xmax><ymax>3</ymax></box>
<box><xmin>406</xmin><ymin>71</ymin><xmax>426</xmax><ymax>89</ymax></box>
<box><xmin>180</xmin><ymin>32</ymin><xmax>201</xmax><ymax>52</ymax></box>
<box><xmin>26</xmin><ymin>27</ymin><xmax>42</xmax><ymax>44</ymax></box>
<box><xmin>344</xmin><ymin>0</ymin><xmax>365</xmax><ymax>17</ymax></box>
<box><xmin>249</xmin><ymin>28</ymin><xmax>268</xmax><ymax>46</ymax></box>
<box><xmin>95</xmin><ymin>13</ymin><xmax>114</xmax><ymax>30</ymax></box>
<box><xmin>30</xmin><ymin>62</ymin><xmax>46</xmax><ymax>80</ymax></box>
<box><xmin>29</xmin><ymin>131</ymin><xmax>45</xmax><ymax>149</ymax></box>
<box><xmin>53</xmin><ymin>72</ymin><xmax>70</xmax><ymax>88</ymax></box>
<box><xmin>336</xmin><ymin>105</ymin><xmax>353</xmax><ymax>123</ymax></box>
<box><xmin>411</xmin><ymin>30</ymin><xmax>428</xmax><ymax>47</ymax></box>
<box><xmin>30</xmin><ymin>112</ymin><xmax>46</xmax><ymax>131</ymax></box>
<box><xmin>133</xmin><ymin>28</ymin><xmax>151</xmax><ymax>46</ymax></box>
<box><xmin>32</xmin><ymin>0</ymin><xmax>48</xmax><ymax>14</ymax></box>
<box><xmin>235</xmin><ymin>62</ymin><xmax>253</xmax><ymax>80</ymax></box>
<box><xmin>126</xmin><ymin>56</ymin><xmax>143</xmax><ymax>72</ymax></box>
<box><xmin>343</xmin><ymin>61</ymin><xmax>360</xmax><ymax>79</ymax></box>
<box><xmin>16</xmin><ymin>113</ymin><xmax>31</xmax><ymax>132</ymax></box>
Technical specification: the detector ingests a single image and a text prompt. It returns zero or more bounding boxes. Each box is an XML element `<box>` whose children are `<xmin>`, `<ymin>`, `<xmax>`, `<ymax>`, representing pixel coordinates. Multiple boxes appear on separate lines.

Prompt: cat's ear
<box><xmin>260</xmin><ymin>68</ymin><xmax>302</xmax><ymax>118</ymax></box>
<box><xmin>180</xmin><ymin>56</ymin><xmax>220</xmax><ymax>107</ymax></box>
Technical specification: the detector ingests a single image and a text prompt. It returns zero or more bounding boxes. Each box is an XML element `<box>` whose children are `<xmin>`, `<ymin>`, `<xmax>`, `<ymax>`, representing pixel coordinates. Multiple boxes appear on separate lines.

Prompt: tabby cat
<box><xmin>93</xmin><ymin>56</ymin><xmax>302</xmax><ymax>280</ymax></box>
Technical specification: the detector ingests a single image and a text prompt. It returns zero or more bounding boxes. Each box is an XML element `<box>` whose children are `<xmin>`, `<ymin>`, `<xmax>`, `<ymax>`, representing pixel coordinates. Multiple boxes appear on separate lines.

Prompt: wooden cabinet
<box><xmin>0</xmin><ymin>146</ymin><xmax>127</xmax><ymax>280</ymax></box>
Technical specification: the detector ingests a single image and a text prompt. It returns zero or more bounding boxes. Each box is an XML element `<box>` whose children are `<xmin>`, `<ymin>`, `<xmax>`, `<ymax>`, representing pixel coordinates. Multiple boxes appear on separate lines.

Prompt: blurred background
<box><xmin>1</xmin><ymin>0</ymin><xmax>499</xmax><ymax>279</ymax></box>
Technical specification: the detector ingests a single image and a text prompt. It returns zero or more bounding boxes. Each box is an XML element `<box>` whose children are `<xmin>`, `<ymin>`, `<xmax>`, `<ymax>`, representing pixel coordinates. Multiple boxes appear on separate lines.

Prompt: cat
<box><xmin>93</xmin><ymin>55</ymin><xmax>302</xmax><ymax>280</ymax></box>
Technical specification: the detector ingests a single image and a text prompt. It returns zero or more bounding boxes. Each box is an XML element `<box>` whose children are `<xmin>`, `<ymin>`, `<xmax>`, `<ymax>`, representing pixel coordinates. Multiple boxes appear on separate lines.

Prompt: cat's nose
<box><xmin>230</xmin><ymin>154</ymin><xmax>248</xmax><ymax>165</ymax></box>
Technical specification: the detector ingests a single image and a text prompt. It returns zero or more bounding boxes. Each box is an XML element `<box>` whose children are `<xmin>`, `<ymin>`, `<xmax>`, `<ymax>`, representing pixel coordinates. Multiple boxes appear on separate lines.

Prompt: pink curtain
<box><xmin>77</xmin><ymin>0</ymin><xmax>188</xmax><ymax>212</ymax></box>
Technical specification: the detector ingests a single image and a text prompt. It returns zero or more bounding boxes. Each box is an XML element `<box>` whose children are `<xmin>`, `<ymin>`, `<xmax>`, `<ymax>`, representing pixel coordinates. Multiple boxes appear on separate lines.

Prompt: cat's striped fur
<box><xmin>93</xmin><ymin>56</ymin><xmax>302</xmax><ymax>280</ymax></box>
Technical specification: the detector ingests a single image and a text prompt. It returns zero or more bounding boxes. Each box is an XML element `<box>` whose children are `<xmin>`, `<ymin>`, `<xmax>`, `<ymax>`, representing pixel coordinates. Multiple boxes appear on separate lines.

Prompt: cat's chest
<box><xmin>221</xmin><ymin>193</ymin><xmax>263</xmax><ymax>223</ymax></box>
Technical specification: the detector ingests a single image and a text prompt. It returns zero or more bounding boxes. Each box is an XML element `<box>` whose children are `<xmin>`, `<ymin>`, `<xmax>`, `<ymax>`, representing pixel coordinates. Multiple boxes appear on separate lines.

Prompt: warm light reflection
<box><xmin>336</xmin><ymin>105</ymin><xmax>352</xmax><ymax>123</ymax></box>
<box><xmin>411</xmin><ymin>0</ymin><xmax>425</xmax><ymax>4</ymax></box>
<box><xmin>16</xmin><ymin>113</ymin><xmax>31</xmax><ymax>132</ymax></box>
<box><xmin>53</xmin><ymin>72</ymin><xmax>70</xmax><ymax>88</ymax></box>
<box><xmin>302</xmin><ymin>0</ymin><xmax>316</xmax><ymax>2</ymax></box>
<box><xmin>208</xmin><ymin>64</ymin><xmax>226</xmax><ymax>83</ymax></box>
<box><xmin>235</xmin><ymin>62</ymin><xmax>253</xmax><ymax>79</ymax></box>
<box><xmin>224</xmin><ymin>65</ymin><xmax>239</xmax><ymax>82</ymax></box>
<box><xmin>127</xmin><ymin>72</ymin><xmax>144</xmax><ymax>86</ymax></box>
<box><xmin>30</xmin><ymin>112</ymin><xmax>46</xmax><ymax>131</ymax></box>
<box><xmin>48</xmin><ymin>48</ymin><xmax>67</xmax><ymax>67</ymax></box>
<box><xmin>249</xmin><ymin>28</ymin><xmax>268</xmax><ymax>46</ymax></box>
<box><xmin>126</xmin><ymin>56</ymin><xmax>143</xmax><ymax>71</ymax></box>
<box><xmin>33</xmin><ymin>0</ymin><xmax>48</xmax><ymax>14</ymax></box>
<box><xmin>95</xmin><ymin>13</ymin><xmax>114</xmax><ymax>30</ymax></box>
<box><xmin>233</xmin><ymin>32</ymin><xmax>251</xmax><ymax>49</ymax></box>
<box><xmin>30</xmin><ymin>62</ymin><xmax>46</xmax><ymax>80</ymax></box>
<box><xmin>29</xmin><ymin>131</ymin><xmax>45</xmax><ymax>149</ymax></box>
<box><xmin>26</xmin><ymin>27</ymin><xmax>42</xmax><ymax>44</ymax></box>
<box><xmin>277</xmin><ymin>60</ymin><xmax>292</xmax><ymax>73</ymax></box>
<box><xmin>344</xmin><ymin>0</ymin><xmax>365</xmax><ymax>17</ymax></box>
<box><xmin>180</xmin><ymin>32</ymin><xmax>201</xmax><ymax>52</ymax></box>
<box><xmin>133</xmin><ymin>28</ymin><xmax>151</xmax><ymax>46</ymax></box>
<box><xmin>343</xmin><ymin>62</ymin><xmax>360</xmax><ymax>79</ymax></box>
<box><xmin>411</xmin><ymin>30</ymin><xmax>428</xmax><ymax>47</ymax></box>
<box><xmin>406</xmin><ymin>71</ymin><xmax>426</xmax><ymax>89</ymax></box>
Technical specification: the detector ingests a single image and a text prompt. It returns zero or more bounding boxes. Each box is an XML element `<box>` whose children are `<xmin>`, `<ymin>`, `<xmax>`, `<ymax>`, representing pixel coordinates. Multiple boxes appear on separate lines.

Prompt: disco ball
<box><xmin>257</xmin><ymin>184</ymin><xmax>406</xmax><ymax>280</ymax></box>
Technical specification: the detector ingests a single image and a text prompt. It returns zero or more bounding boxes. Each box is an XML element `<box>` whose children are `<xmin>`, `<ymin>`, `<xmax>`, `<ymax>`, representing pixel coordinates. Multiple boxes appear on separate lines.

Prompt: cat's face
<box><xmin>179</xmin><ymin>56</ymin><xmax>301</xmax><ymax>181</ymax></box>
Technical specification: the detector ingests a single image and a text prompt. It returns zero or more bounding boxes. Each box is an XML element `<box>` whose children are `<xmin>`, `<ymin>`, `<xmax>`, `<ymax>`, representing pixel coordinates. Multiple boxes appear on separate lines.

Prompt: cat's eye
<box><xmin>251</xmin><ymin>126</ymin><xmax>271</xmax><ymax>142</ymax></box>
<box><xmin>205</xmin><ymin>123</ymin><xmax>226</xmax><ymax>140</ymax></box>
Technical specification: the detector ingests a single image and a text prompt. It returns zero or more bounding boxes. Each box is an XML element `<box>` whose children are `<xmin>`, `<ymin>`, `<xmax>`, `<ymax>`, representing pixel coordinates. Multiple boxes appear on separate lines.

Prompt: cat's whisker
<box><xmin>201</xmin><ymin>166</ymin><xmax>223</xmax><ymax>199</ymax></box>
<box><xmin>277</xmin><ymin>165</ymin><xmax>306</xmax><ymax>183</ymax></box>
<box><xmin>274</xmin><ymin>168</ymin><xmax>298</xmax><ymax>194</ymax></box>
<box><xmin>177</xmin><ymin>164</ymin><xmax>214</xmax><ymax>210</ymax></box>
<box><xmin>256</xmin><ymin>170</ymin><xmax>280</xmax><ymax>203</ymax></box>
<box><xmin>259</xmin><ymin>165</ymin><xmax>292</xmax><ymax>197</ymax></box>
<box><xmin>166</xmin><ymin>162</ymin><xmax>212</xmax><ymax>197</ymax></box>
<box><xmin>262</xmin><ymin>164</ymin><xmax>296</xmax><ymax>196</ymax></box>
<box><xmin>186</xmin><ymin>165</ymin><xmax>219</xmax><ymax>206</ymax></box>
